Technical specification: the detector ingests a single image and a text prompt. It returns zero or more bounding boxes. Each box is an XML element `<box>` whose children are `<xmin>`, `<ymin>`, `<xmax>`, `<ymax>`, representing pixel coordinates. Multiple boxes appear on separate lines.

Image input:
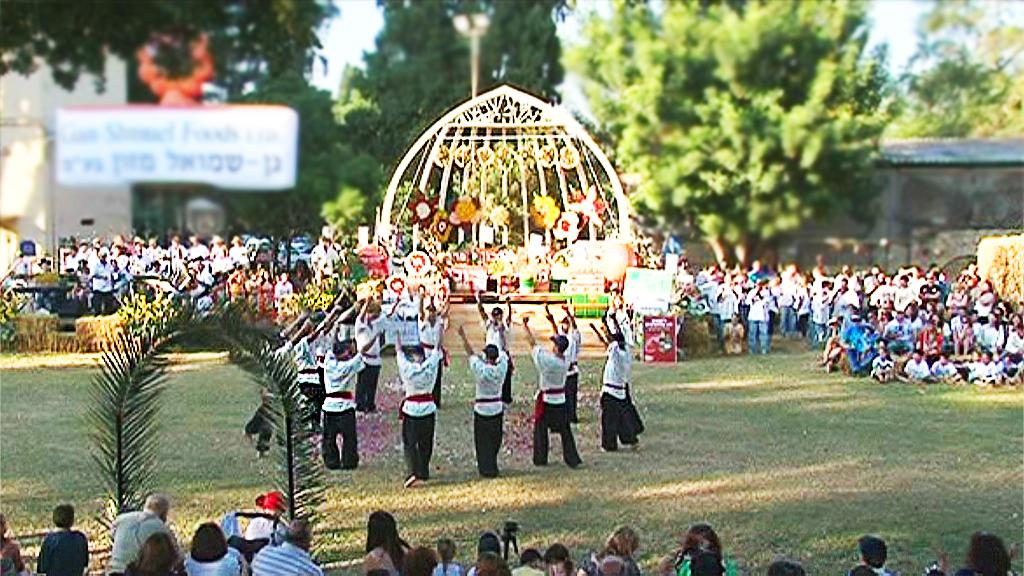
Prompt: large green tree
<box><xmin>1</xmin><ymin>0</ymin><xmax>334</xmax><ymax>97</ymax></box>
<box><xmin>325</xmin><ymin>0</ymin><xmax>565</xmax><ymax>235</ymax></box>
<box><xmin>889</xmin><ymin>1</ymin><xmax>1024</xmax><ymax>138</ymax></box>
<box><xmin>571</xmin><ymin>0</ymin><xmax>893</xmax><ymax>265</ymax></box>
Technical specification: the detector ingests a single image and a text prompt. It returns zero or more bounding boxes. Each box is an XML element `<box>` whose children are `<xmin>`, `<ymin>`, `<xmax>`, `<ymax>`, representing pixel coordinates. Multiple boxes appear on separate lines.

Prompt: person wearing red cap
<box><xmin>245</xmin><ymin>492</ymin><xmax>286</xmax><ymax>542</ymax></box>
<box><xmin>522</xmin><ymin>317</ymin><xmax>582</xmax><ymax>469</ymax></box>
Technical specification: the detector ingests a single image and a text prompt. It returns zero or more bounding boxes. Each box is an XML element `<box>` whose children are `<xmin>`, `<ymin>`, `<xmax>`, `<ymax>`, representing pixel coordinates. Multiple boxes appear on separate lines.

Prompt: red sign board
<box><xmin>643</xmin><ymin>316</ymin><xmax>677</xmax><ymax>363</ymax></box>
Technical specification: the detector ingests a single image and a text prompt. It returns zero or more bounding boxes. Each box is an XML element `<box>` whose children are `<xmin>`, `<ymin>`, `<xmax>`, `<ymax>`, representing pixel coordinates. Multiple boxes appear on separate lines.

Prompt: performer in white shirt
<box><xmin>354</xmin><ymin>299</ymin><xmax>384</xmax><ymax>412</ymax></box>
<box><xmin>544</xmin><ymin>303</ymin><xmax>582</xmax><ymax>423</ymax></box>
<box><xmin>591</xmin><ymin>315</ymin><xmax>640</xmax><ymax>452</ymax></box>
<box><xmin>321</xmin><ymin>336</ymin><xmax>374</xmax><ymax>470</ymax></box>
<box><xmin>419</xmin><ymin>289</ymin><xmax>449</xmax><ymax>407</ymax></box>
<box><xmin>456</xmin><ymin>325</ymin><xmax>509</xmax><ymax>478</ymax></box>
<box><xmin>395</xmin><ymin>331</ymin><xmax>444</xmax><ymax>488</ymax></box>
<box><xmin>522</xmin><ymin>317</ymin><xmax>582</xmax><ymax>469</ymax></box>
<box><xmin>476</xmin><ymin>292</ymin><xmax>515</xmax><ymax>403</ymax></box>
<box><xmin>90</xmin><ymin>248</ymin><xmax>117</xmax><ymax>315</ymax></box>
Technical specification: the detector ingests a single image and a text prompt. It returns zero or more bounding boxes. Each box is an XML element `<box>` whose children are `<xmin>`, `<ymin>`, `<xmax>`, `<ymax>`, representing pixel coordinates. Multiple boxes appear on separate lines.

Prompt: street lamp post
<box><xmin>453</xmin><ymin>13</ymin><xmax>490</xmax><ymax>98</ymax></box>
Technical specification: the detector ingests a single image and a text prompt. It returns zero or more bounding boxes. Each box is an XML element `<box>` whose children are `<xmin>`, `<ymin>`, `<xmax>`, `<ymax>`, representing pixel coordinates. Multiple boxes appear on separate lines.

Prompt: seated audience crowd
<box><xmin>0</xmin><ymin>498</ymin><xmax>1016</xmax><ymax>576</ymax></box>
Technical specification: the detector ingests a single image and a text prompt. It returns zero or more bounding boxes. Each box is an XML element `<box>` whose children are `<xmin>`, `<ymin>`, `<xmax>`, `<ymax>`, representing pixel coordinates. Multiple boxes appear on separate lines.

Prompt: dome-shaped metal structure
<box><xmin>376</xmin><ymin>84</ymin><xmax>631</xmax><ymax>245</ymax></box>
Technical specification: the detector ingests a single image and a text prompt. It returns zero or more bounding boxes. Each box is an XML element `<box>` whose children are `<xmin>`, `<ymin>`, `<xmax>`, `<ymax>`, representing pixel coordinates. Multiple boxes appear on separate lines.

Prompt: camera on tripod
<box><xmin>500</xmin><ymin>521</ymin><xmax>520</xmax><ymax>560</ymax></box>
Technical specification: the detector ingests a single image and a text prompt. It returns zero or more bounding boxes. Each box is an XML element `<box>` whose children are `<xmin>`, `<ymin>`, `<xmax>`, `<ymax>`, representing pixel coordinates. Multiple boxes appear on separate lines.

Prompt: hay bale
<box><xmin>75</xmin><ymin>315</ymin><xmax>124</xmax><ymax>352</ymax></box>
<box><xmin>977</xmin><ymin>234</ymin><xmax>1024</xmax><ymax>303</ymax></box>
<box><xmin>14</xmin><ymin>315</ymin><xmax>60</xmax><ymax>352</ymax></box>
<box><xmin>681</xmin><ymin>314</ymin><xmax>715</xmax><ymax>358</ymax></box>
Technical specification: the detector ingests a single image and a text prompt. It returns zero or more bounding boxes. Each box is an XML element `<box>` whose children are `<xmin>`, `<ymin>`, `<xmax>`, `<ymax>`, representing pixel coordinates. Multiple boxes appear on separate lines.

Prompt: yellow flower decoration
<box><xmin>559</xmin><ymin>145</ymin><xmax>581</xmax><ymax>171</ymax></box>
<box><xmin>432</xmin><ymin>209</ymin><xmax>452</xmax><ymax>242</ymax></box>
<box><xmin>494</xmin><ymin>143</ymin><xmax>512</xmax><ymax>166</ymax></box>
<box><xmin>531</xmin><ymin>195</ymin><xmax>561</xmax><ymax>229</ymax></box>
<box><xmin>454</xmin><ymin>144</ymin><xmax>473</xmax><ymax>168</ymax></box>
<box><xmin>434</xmin><ymin>144</ymin><xmax>452</xmax><ymax>168</ymax></box>
<box><xmin>453</xmin><ymin>195</ymin><xmax>479</xmax><ymax>224</ymax></box>
<box><xmin>489</xmin><ymin>206</ymin><xmax>510</xmax><ymax>228</ymax></box>
<box><xmin>475</xmin><ymin>144</ymin><xmax>495</xmax><ymax>166</ymax></box>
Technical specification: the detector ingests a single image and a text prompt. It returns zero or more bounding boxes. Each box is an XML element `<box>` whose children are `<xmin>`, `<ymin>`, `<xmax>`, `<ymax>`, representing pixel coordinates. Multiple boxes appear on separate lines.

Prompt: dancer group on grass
<box><xmin>255</xmin><ymin>286</ymin><xmax>644</xmax><ymax>488</ymax></box>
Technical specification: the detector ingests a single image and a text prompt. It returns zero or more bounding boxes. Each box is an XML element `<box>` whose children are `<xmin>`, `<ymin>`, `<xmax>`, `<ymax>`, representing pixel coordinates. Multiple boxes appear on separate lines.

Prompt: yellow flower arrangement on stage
<box><xmin>434</xmin><ymin>144</ymin><xmax>452</xmax><ymax>168</ymax></box>
<box><xmin>531</xmin><ymin>194</ymin><xmax>561</xmax><ymax>229</ymax></box>
<box><xmin>452</xmin><ymin>195</ymin><xmax>480</xmax><ymax>225</ymax></box>
<box><xmin>559</xmin><ymin>145</ymin><xmax>581</xmax><ymax>171</ymax></box>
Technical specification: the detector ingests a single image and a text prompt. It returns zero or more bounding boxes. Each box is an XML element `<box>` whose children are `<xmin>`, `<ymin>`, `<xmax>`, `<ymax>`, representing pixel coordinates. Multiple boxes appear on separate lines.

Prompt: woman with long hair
<box><xmin>126</xmin><ymin>532</ymin><xmax>180</xmax><ymax>576</ymax></box>
<box><xmin>955</xmin><ymin>532</ymin><xmax>1012</xmax><ymax>576</ymax></box>
<box><xmin>578</xmin><ymin>526</ymin><xmax>641</xmax><ymax>576</ymax></box>
<box><xmin>363</xmin><ymin>511</ymin><xmax>410</xmax><ymax>576</ymax></box>
<box><xmin>0</xmin><ymin>513</ymin><xmax>26</xmax><ymax>576</ymax></box>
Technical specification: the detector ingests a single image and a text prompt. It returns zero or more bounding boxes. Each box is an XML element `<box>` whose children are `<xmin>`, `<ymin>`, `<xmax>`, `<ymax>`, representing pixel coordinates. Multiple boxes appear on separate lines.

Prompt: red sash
<box><xmin>533</xmin><ymin>387</ymin><xmax>566</xmax><ymax>423</ymax></box>
<box><xmin>325</xmin><ymin>391</ymin><xmax>355</xmax><ymax>399</ymax></box>
<box><xmin>399</xmin><ymin>393</ymin><xmax>435</xmax><ymax>420</ymax></box>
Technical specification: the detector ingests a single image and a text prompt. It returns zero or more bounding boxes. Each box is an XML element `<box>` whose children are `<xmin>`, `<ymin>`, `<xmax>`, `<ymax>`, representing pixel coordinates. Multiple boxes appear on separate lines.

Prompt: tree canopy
<box><xmin>888</xmin><ymin>1</ymin><xmax>1024</xmax><ymax>138</ymax></box>
<box><xmin>0</xmin><ymin>0</ymin><xmax>334</xmax><ymax>96</ymax></box>
<box><xmin>570</xmin><ymin>0</ymin><xmax>893</xmax><ymax>264</ymax></box>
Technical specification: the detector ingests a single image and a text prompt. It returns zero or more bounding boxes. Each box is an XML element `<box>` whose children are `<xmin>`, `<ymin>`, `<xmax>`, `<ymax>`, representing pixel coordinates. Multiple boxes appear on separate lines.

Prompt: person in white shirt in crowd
<box><xmin>832</xmin><ymin>277</ymin><xmax>860</xmax><ymax>320</ymax></box>
<box><xmin>309</xmin><ymin>235</ymin><xmax>339</xmax><ymax>285</ymax></box>
<box><xmin>716</xmin><ymin>279</ymin><xmax>740</xmax><ymax>351</ymax></box>
<box><xmin>353</xmin><ymin>299</ymin><xmax>384</xmax><ymax>413</ymax></box>
<box><xmin>795</xmin><ymin>275</ymin><xmax>811</xmax><ymax>340</ymax></box>
<box><xmin>893</xmin><ymin>275</ymin><xmax>918</xmax><ymax>313</ymax></box>
<box><xmin>930</xmin><ymin>353</ymin><xmax>963</xmax><ymax>384</ymax></box>
<box><xmin>419</xmin><ymin>288</ymin><xmax>449</xmax><ymax>407</ymax></box>
<box><xmin>900</xmin><ymin>349</ymin><xmax>934</xmax><ymax>384</ymax></box>
<box><xmin>273</xmin><ymin>273</ymin><xmax>294</xmax><ymax>311</ymax></box>
<box><xmin>591</xmin><ymin>315</ymin><xmax>640</xmax><ymax>452</ymax></box>
<box><xmin>228</xmin><ymin>236</ymin><xmax>250</xmax><ymax>269</ymax></box>
<box><xmin>522</xmin><ymin>316</ymin><xmax>582</xmax><ymax>469</ymax></box>
<box><xmin>544</xmin><ymin>302</ymin><xmax>582</xmax><ymax>423</ymax></box>
<box><xmin>476</xmin><ymin>292</ymin><xmax>515</xmax><ymax>404</ymax></box>
<box><xmin>870</xmin><ymin>344</ymin><xmax>895</xmax><ymax>383</ymax></box>
<box><xmin>968</xmin><ymin>350</ymin><xmax>1005</xmax><ymax>386</ymax></box>
<box><xmin>1004</xmin><ymin>323</ymin><xmax>1024</xmax><ymax>364</ymax></box>
<box><xmin>456</xmin><ymin>325</ymin><xmax>509</xmax><ymax>478</ymax></box>
<box><xmin>745</xmin><ymin>279</ymin><xmax>772</xmax><ymax>355</ymax></box>
<box><xmin>809</xmin><ymin>280</ymin><xmax>832</xmax><ymax>349</ymax></box>
<box><xmin>90</xmin><ymin>248</ymin><xmax>117</xmax><ymax>315</ymax></box>
<box><xmin>322</xmin><ymin>337</ymin><xmax>374</xmax><ymax>470</ymax></box>
<box><xmin>184</xmin><ymin>522</ymin><xmax>247</xmax><ymax>576</ymax></box>
<box><xmin>210</xmin><ymin>236</ymin><xmax>234</xmax><ymax>274</ymax></box>
<box><xmin>108</xmin><ymin>493</ymin><xmax>179</xmax><ymax>575</ymax></box>
<box><xmin>778</xmin><ymin>270</ymin><xmax>800</xmax><ymax>339</ymax></box>
<box><xmin>395</xmin><ymin>330</ymin><xmax>444</xmax><ymax>488</ymax></box>
<box><xmin>188</xmin><ymin>235</ymin><xmax>211</xmax><ymax>262</ymax></box>
<box><xmin>168</xmin><ymin>235</ymin><xmax>188</xmax><ymax>265</ymax></box>
<box><xmin>976</xmin><ymin>317</ymin><xmax>1005</xmax><ymax>354</ymax></box>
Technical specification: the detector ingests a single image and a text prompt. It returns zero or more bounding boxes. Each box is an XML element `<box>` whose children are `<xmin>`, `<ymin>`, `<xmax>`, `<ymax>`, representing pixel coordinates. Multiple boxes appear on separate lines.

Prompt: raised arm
<box><xmin>358</xmin><ymin>297</ymin><xmax>372</xmax><ymax>322</ymax></box>
<box><xmin>562</xmin><ymin>303</ymin><xmax>577</xmax><ymax>331</ymax></box>
<box><xmin>522</xmin><ymin>316</ymin><xmax>537</xmax><ymax>348</ymax></box>
<box><xmin>456</xmin><ymin>325</ymin><xmax>474</xmax><ymax>357</ymax></box>
<box><xmin>543</xmin><ymin>303</ymin><xmax>559</xmax><ymax>333</ymax></box>
<box><xmin>418</xmin><ymin>286</ymin><xmax>426</xmax><ymax>319</ymax></box>
<box><xmin>505</xmin><ymin>295</ymin><xmax>513</xmax><ymax>326</ymax></box>
<box><xmin>590</xmin><ymin>323</ymin><xmax>610</xmax><ymax>346</ymax></box>
<box><xmin>475</xmin><ymin>290</ymin><xmax>488</xmax><ymax>322</ymax></box>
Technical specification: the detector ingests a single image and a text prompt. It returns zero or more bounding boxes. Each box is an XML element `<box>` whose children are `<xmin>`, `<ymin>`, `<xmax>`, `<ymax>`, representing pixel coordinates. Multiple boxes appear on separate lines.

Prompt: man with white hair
<box><xmin>90</xmin><ymin>247</ymin><xmax>117</xmax><ymax>315</ymax></box>
<box><xmin>107</xmin><ymin>493</ymin><xmax>178</xmax><ymax>575</ymax></box>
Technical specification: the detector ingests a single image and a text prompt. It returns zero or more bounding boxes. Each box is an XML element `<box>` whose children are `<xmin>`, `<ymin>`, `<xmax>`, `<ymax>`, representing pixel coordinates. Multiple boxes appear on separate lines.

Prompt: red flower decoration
<box><xmin>407</xmin><ymin>192</ymin><xmax>436</xmax><ymax>226</ymax></box>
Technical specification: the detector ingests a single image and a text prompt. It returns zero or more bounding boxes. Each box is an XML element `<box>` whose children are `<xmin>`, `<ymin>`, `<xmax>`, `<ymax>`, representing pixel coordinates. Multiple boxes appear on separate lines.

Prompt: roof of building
<box><xmin>879</xmin><ymin>138</ymin><xmax>1024</xmax><ymax>167</ymax></box>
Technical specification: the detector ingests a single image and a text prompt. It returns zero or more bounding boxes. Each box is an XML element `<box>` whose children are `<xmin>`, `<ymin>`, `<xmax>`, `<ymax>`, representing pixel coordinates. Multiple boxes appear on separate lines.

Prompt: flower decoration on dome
<box><xmin>432</xmin><ymin>210</ymin><xmax>452</xmax><ymax>243</ymax></box>
<box><xmin>475</xmin><ymin>144</ymin><xmax>495</xmax><ymax>166</ymax></box>
<box><xmin>559</xmin><ymin>145</ymin><xmax>581</xmax><ymax>171</ymax></box>
<box><xmin>454</xmin><ymin>144</ymin><xmax>473</xmax><ymax>168</ymax></box>
<box><xmin>434</xmin><ymin>144</ymin><xmax>452</xmax><ymax>168</ymax></box>
<box><xmin>538</xmin><ymin>144</ymin><xmax>558</xmax><ymax>168</ymax></box>
<box><xmin>494</xmin><ymin>143</ymin><xmax>512</xmax><ymax>167</ymax></box>
<box><xmin>137</xmin><ymin>32</ymin><xmax>215</xmax><ymax>105</ymax></box>
<box><xmin>567</xmin><ymin>185</ymin><xmax>607</xmax><ymax>228</ymax></box>
<box><xmin>407</xmin><ymin>191</ymin><xmax>436</xmax><ymax>226</ymax></box>
<box><xmin>489</xmin><ymin>205</ymin><xmax>510</xmax><ymax>229</ymax></box>
<box><xmin>552</xmin><ymin>211</ymin><xmax>581</xmax><ymax>242</ymax></box>
<box><xmin>453</xmin><ymin>195</ymin><xmax>480</xmax><ymax>225</ymax></box>
<box><xmin>531</xmin><ymin>195</ymin><xmax>561</xmax><ymax>229</ymax></box>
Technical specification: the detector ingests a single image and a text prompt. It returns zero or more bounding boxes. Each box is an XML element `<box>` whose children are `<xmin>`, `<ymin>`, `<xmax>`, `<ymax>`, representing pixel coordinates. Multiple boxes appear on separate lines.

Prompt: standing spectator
<box><xmin>363</xmin><ymin>511</ymin><xmax>409</xmax><ymax>576</ymax></box>
<box><xmin>0</xmin><ymin>514</ymin><xmax>25</xmax><ymax>576</ymax></box>
<box><xmin>108</xmin><ymin>494</ymin><xmax>178</xmax><ymax>575</ymax></box>
<box><xmin>229</xmin><ymin>237</ymin><xmax>249</xmax><ymax>269</ymax></box>
<box><xmin>37</xmin><ymin>504</ymin><xmax>89</xmax><ymax>576</ymax></box>
<box><xmin>251</xmin><ymin>520</ymin><xmax>321</xmax><ymax>576</ymax></box>
<box><xmin>91</xmin><ymin>248</ymin><xmax>117</xmax><ymax>315</ymax></box>
<box><xmin>188</xmin><ymin>235</ymin><xmax>210</xmax><ymax>262</ymax></box>
<box><xmin>746</xmin><ymin>279</ymin><xmax>772</xmax><ymax>355</ymax></box>
<box><xmin>274</xmin><ymin>273</ymin><xmax>294</xmax><ymax>310</ymax></box>
<box><xmin>125</xmin><ymin>532</ymin><xmax>180</xmax><ymax>576</ymax></box>
<box><xmin>309</xmin><ymin>236</ymin><xmax>339</xmax><ymax>284</ymax></box>
<box><xmin>185</xmin><ymin>523</ymin><xmax>245</xmax><ymax>576</ymax></box>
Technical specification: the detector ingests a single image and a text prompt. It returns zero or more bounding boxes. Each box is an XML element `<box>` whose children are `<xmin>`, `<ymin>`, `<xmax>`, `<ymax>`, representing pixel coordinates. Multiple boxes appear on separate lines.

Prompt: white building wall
<box><xmin>1</xmin><ymin>57</ymin><xmax>132</xmax><ymax>273</ymax></box>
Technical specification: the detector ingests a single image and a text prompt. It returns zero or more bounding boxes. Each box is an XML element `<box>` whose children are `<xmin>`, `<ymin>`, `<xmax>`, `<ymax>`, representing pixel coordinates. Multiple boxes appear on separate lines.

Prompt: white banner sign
<box><xmin>56</xmin><ymin>105</ymin><xmax>298</xmax><ymax>190</ymax></box>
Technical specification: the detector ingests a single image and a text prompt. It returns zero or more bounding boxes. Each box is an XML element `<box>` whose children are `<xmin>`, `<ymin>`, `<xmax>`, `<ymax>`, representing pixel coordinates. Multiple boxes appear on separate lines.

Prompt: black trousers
<box><xmin>501</xmin><ymin>357</ymin><xmax>515</xmax><ymax>403</ymax></box>
<box><xmin>92</xmin><ymin>290</ymin><xmax>116</xmax><ymax>315</ymax></box>
<box><xmin>244</xmin><ymin>408</ymin><xmax>273</xmax><ymax>455</ymax></box>
<box><xmin>322</xmin><ymin>409</ymin><xmax>358</xmax><ymax>470</ymax></box>
<box><xmin>402</xmin><ymin>413</ymin><xmax>435</xmax><ymax>480</ymax></box>
<box><xmin>565</xmin><ymin>373</ymin><xmax>579</xmax><ymax>423</ymax></box>
<box><xmin>432</xmin><ymin>363</ymin><xmax>444</xmax><ymax>408</ymax></box>
<box><xmin>299</xmin><ymin>382</ymin><xmax>324</xmax><ymax>433</ymax></box>
<box><xmin>474</xmin><ymin>412</ymin><xmax>503</xmax><ymax>478</ymax></box>
<box><xmin>600</xmin><ymin>393</ymin><xmax>639</xmax><ymax>451</ymax></box>
<box><xmin>533</xmin><ymin>403</ymin><xmax>582</xmax><ymax>468</ymax></box>
<box><xmin>356</xmin><ymin>364</ymin><xmax>381</xmax><ymax>411</ymax></box>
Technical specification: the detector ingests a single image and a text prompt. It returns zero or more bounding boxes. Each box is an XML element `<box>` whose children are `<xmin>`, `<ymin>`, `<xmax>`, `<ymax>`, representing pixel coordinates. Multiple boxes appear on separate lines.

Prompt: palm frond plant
<box><xmin>85</xmin><ymin>301</ymin><xmax>192</xmax><ymax>526</ymax></box>
<box><xmin>213</xmin><ymin>304</ymin><xmax>326</xmax><ymax>530</ymax></box>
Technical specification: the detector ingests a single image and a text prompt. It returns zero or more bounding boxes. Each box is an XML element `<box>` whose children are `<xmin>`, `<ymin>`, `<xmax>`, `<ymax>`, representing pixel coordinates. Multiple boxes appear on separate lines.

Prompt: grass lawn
<box><xmin>1</xmin><ymin>350</ymin><xmax>1021</xmax><ymax>575</ymax></box>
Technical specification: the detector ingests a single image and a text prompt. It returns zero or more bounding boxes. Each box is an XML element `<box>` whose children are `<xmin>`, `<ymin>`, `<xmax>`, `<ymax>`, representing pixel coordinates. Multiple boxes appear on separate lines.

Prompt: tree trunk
<box><xmin>708</xmin><ymin>237</ymin><xmax>731</xmax><ymax>268</ymax></box>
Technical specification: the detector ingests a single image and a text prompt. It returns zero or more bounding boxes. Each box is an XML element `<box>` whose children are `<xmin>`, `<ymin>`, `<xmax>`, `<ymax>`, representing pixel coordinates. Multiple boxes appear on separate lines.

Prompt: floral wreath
<box><xmin>407</xmin><ymin>192</ymin><xmax>436</xmax><ymax>226</ymax></box>
<box><xmin>553</xmin><ymin>211</ymin><xmax>581</xmax><ymax>242</ymax></box>
<box><xmin>432</xmin><ymin>210</ymin><xmax>452</xmax><ymax>243</ymax></box>
<box><xmin>531</xmin><ymin>195</ymin><xmax>561</xmax><ymax>229</ymax></box>
<box><xmin>137</xmin><ymin>32</ymin><xmax>215</xmax><ymax>105</ymax></box>
<box><xmin>559</xmin><ymin>145</ymin><xmax>581</xmax><ymax>171</ymax></box>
